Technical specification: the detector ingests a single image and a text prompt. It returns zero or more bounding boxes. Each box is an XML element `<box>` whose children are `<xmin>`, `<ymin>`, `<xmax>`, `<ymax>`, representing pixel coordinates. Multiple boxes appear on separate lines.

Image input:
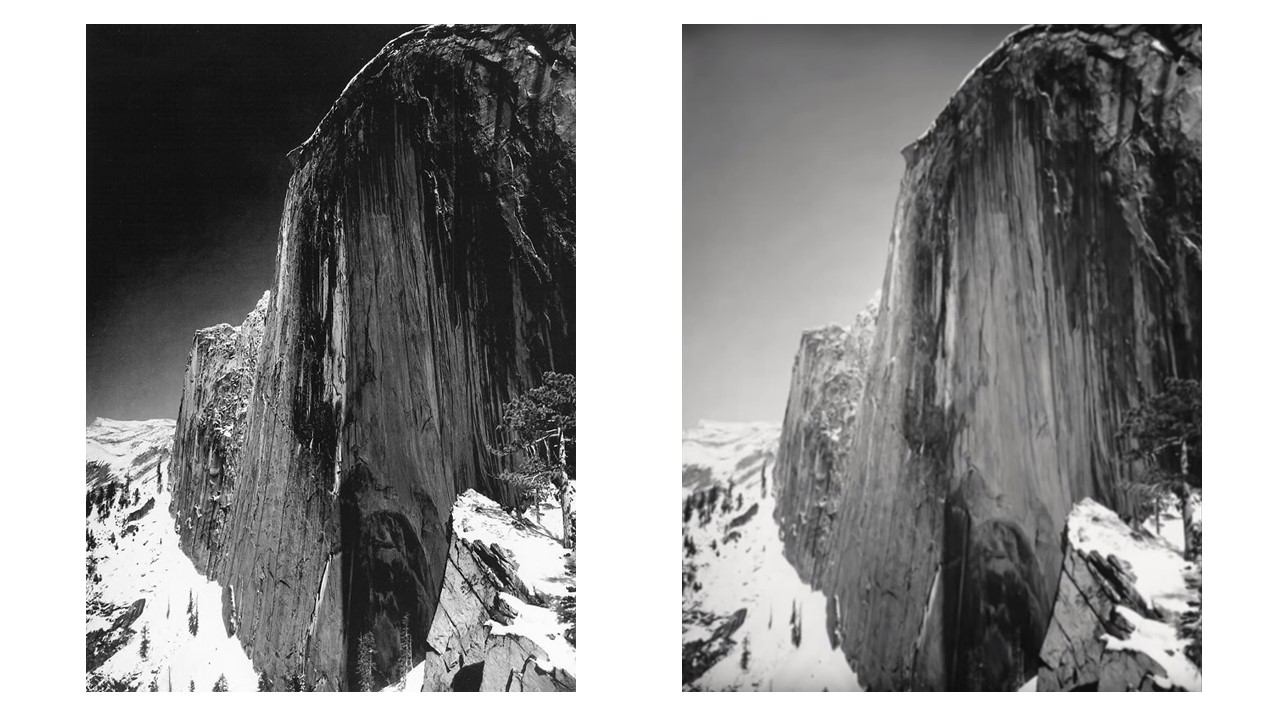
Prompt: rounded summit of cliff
<box><xmin>288</xmin><ymin>24</ymin><xmax>576</xmax><ymax>170</ymax></box>
<box><xmin>906</xmin><ymin>24</ymin><xmax>1201</xmax><ymax>164</ymax></box>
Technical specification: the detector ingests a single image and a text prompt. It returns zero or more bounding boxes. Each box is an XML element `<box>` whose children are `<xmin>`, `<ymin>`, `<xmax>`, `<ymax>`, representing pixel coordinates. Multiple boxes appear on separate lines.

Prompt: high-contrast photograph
<box><xmin>87</xmin><ymin>24</ymin><xmax>576</xmax><ymax>691</ymax></box>
<box><xmin>682</xmin><ymin>25</ymin><xmax>1201</xmax><ymax>691</ymax></box>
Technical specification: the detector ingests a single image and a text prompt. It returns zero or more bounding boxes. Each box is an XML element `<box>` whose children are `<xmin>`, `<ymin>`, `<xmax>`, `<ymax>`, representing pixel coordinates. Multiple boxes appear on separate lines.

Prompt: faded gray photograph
<box><xmin>682</xmin><ymin>24</ymin><xmax>1201</xmax><ymax>692</ymax></box>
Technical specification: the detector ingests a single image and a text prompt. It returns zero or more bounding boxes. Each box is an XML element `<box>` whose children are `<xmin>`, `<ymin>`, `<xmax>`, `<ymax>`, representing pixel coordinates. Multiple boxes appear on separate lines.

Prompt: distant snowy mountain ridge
<box><xmin>681</xmin><ymin>421</ymin><xmax>861</xmax><ymax>691</ymax></box>
<box><xmin>86</xmin><ymin>418</ymin><xmax>258</xmax><ymax>692</ymax></box>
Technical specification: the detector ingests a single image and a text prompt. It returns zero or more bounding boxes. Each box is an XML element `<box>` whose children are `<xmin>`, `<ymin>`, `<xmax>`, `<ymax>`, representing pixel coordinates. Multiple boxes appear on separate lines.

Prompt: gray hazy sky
<box><xmin>683</xmin><ymin>24</ymin><xmax>1021</xmax><ymax>428</ymax></box>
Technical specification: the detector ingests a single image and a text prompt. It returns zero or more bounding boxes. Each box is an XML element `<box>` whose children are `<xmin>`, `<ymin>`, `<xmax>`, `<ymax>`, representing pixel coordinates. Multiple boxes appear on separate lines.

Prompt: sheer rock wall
<box><xmin>169</xmin><ymin>25</ymin><xmax>575</xmax><ymax>690</ymax></box>
<box><xmin>819</xmin><ymin>25</ymin><xmax>1201</xmax><ymax>691</ymax></box>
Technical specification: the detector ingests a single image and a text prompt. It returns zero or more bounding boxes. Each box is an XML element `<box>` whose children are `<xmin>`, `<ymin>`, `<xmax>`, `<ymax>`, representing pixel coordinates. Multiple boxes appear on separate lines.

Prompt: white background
<box><xmin>1</xmin><ymin>2</ymin><xmax>1273</xmax><ymax>712</ymax></box>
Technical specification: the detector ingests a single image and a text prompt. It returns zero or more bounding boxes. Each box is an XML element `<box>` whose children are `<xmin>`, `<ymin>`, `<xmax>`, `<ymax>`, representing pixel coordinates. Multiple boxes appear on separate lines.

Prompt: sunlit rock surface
<box><xmin>1036</xmin><ymin>499</ymin><xmax>1201</xmax><ymax>691</ymax></box>
<box><xmin>419</xmin><ymin>490</ymin><xmax>575</xmax><ymax>692</ymax></box>
<box><xmin>773</xmin><ymin>295</ymin><xmax>878</xmax><ymax>585</ymax></box>
<box><xmin>819</xmin><ymin>25</ymin><xmax>1201</xmax><ymax>690</ymax></box>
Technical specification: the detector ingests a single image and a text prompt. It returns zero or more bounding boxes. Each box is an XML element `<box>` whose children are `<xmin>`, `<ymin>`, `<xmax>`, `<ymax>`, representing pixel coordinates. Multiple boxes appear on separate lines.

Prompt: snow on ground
<box><xmin>1104</xmin><ymin>607</ymin><xmax>1202</xmax><ymax>691</ymax></box>
<box><xmin>453</xmin><ymin>489</ymin><xmax>574</xmax><ymax>601</ymax></box>
<box><xmin>682</xmin><ymin>420</ymin><xmax>779</xmax><ymax>498</ymax></box>
<box><xmin>490</xmin><ymin>591</ymin><xmax>576</xmax><ymax>674</ymax></box>
<box><xmin>1070</xmin><ymin>498</ymin><xmax>1197</xmax><ymax>615</ymax></box>
<box><xmin>380</xmin><ymin>661</ymin><xmax>427</xmax><ymax>693</ymax></box>
<box><xmin>683</xmin><ymin>422</ymin><xmax>861</xmax><ymax>691</ymax></box>
<box><xmin>1069</xmin><ymin>498</ymin><xmax>1201</xmax><ymax>691</ymax></box>
<box><xmin>1140</xmin><ymin>494</ymin><xmax>1187</xmax><ymax>554</ymax></box>
<box><xmin>452</xmin><ymin>488</ymin><xmax>576</xmax><ymax>678</ymax></box>
<box><xmin>87</xmin><ymin>419</ymin><xmax>258</xmax><ymax>692</ymax></box>
<box><xmin>86</xmin><ymin>417</ymin><xmax>175</xmax><ymax>485</ymax></box>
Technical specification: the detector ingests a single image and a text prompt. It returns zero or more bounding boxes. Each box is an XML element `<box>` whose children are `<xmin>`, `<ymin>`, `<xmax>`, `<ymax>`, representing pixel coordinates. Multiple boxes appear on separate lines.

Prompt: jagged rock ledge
<box><xmin>1036</xmin><ymin>499</ymin><xmax>1201</xmax><ymax>691</ymax></box>
<box><xmin>773</xmin><ymin>294</ymin><xmax>878</xmax><ymax>585</ymax></box>
<box><xmin>421</xmin><ymin>490</ymin><xmax>575</xmax><ymax>692</ymax></box>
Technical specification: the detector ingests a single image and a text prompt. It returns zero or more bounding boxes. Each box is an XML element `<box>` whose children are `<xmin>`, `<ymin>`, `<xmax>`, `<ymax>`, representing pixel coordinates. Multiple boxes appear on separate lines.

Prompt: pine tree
<box><xmin>189</xmin><ymin>679</ymin><xmax>195</xmax><ymax>692</ymax></box>
<box><xmin>397</xmin><ymin>617</ymin><xmax>412</xmax><ymax>690</ymax></box>
<box><xmin>491</xmin><ymin>372</ymin><xmax>576</xmax><ymax>548</ymax></box>
<box><xmin>356</xmin><ymin>630</ymin><xmax>375</xmax><ymax>692</ymax></box>
<box><xmin>187</xmin><ymin>590</ymin><xmax>199</xmax><ymax>636</ymax></box>
<box><xmin>789</xmin><ymin>600</ymin><xmax>803</xmax><ymax>648</ymax></box>
<box><xmin>1117</xmin><ymin>378</ymin><xmax>1202</xmax><ymax>558</ymax></box>
<box><xmin>139</xmin><ymin>623</ymin><xmax>150</xmax><ymax>660</ymax></box>
<box><xmin>213</xmin><ymin>674</ymin><xmax>228</xmax><ymax>692</ymax></box>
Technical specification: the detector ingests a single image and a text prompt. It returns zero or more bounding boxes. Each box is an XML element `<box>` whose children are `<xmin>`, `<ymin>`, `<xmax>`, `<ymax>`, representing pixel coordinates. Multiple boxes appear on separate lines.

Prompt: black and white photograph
<box><xmin>86</xmin><ymin>24</ymin><xmax>576</xmax><ymax>691</ymax></box>
<box><xmin>682</xmin><ymin>25</ymin><xmax>1202</xmax><ymax>691</ymax></box>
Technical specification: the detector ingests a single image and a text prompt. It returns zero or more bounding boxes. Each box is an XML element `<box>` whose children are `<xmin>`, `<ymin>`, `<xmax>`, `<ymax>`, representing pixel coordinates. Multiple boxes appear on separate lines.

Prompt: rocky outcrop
<box><xmin>820</xmin><ymin>25</ymin><xmax>1201</xmax><ymax>690</ymax></box>
<box><xmin>682</xmin><ymin>608</ymin><xmax>747</xmax><ymax>686</ymax></box>
<box><xmin>1036</xmin><ymin>499</ymin><xmax>1200</xmax><ymax>691</ymax></box>
<box><xmin>421</xmin><ymin>490</ymin><xmax>575</xmax><ymax>692</ymax></box>
<box><xmin>169</xmin><ymin>25</ymin><xmax>575</xmax><ymax>690</ymax></box>
<box><xmin>170</xmin><ymin>291</ymin><xmax>268</xmax><ymax>576</ymax></box>
<box><xmin>773</xmin><ymin>295</ymin><xmax>878</xmax><ymax>584</ymax></box>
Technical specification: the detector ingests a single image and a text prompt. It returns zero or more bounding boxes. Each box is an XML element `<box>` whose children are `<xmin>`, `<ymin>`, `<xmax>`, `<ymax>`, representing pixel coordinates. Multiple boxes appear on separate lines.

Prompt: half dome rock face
<box><xmin>820</xmin><ymin>25</ymin><xmax>1200</xmax><ymax>690</ymax></box>
<box><xmin>773</xmin><ymin>294</ymin><xmax>878</xmax><ymax>585</ymax></box>
<box><xmin>169</xmin><ymin>25</ymin><xmax>575</xmax><ymax>690</ymax></box>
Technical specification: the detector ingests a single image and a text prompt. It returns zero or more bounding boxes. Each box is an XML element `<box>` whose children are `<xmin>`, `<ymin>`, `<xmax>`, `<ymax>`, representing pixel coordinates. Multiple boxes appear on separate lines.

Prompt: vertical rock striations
<box><xmin>169</xmin><ymin>25</ymin><xmax>575</xmax><ymax>690</ymax></box>
<box><xmin>171</xmin><ymin>291</ymin><xmax>269</xmax><ymax>576</ymax></box>
<box><xmin>820</xmin><ymin>25</ymin><xmax>1200</xmax><ymax>690</ymax></box>
<box><xmin>773</xmin><ymin>295</ymin><xmax>878</xmax><ymax>585</ymax></box>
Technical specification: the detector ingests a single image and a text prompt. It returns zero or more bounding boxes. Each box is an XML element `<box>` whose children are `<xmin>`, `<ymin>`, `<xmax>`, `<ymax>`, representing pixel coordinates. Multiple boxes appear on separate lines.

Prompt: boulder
<box><xmin>420</xmin><ymin>490</ymin><xmax>575</xmax><ymax>691</ymax></box>
<box><xmin>1036</xmin><ymin>498</ymin><xmax>1201</xmax><ymax>691</ymax></box>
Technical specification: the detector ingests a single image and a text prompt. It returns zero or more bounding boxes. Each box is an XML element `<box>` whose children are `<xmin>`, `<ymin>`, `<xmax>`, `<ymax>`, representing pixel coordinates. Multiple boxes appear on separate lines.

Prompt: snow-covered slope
<box><xmin>682</xmin><ymin>421</ymin><xmax>861</xmax><ymax>691</ymax></box>
<box><xmin>86</xmin><ymin>418</ymin><xmax>175</xmax><ymax>488</ymax></box>
<box><xmin>1036</xmin><ymin>498</ymin><xmax>1202</xmax><ymax>691</ymax></box>
<box><xmin>86</xmin><ymin>419</ymin><xmax>258</xmax><ymax>692</ymax></box>
<box><xmin>407</xmin><ymin>489</ymin><xmax>576</xmax><ymax>692</ymax></box>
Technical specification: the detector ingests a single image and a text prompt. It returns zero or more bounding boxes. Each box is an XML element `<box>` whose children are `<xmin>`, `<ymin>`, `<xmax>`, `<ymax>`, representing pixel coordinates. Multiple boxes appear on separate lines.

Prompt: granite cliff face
<box><xmin>773</xmin><ymin>296</ymin><xmax>878</xmax><ymax>585</ymax></box>
<box><xmin>169</xmin><ymin>25</ymin><xmax>575</xmax><ymax>690</ymax></box>
<box><xmin>171</xmin><ymin>291</ymin><xmax>269</xmax><ymax>577</ymax></box>
<box><xmin>817</xmin><ymin>25</ymin><xmax>1200</xmax><ymax>690</ymax></box>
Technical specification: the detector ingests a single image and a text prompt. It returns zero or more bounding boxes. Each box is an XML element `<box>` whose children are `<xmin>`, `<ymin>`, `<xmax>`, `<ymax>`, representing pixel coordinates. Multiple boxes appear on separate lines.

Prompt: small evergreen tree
<box><xmin>213</xmin><ymin>674</ymin><xmax>228</xmax><ymax>692</ymax></box>
<box><xmin>491</xmin><ymin>372</ymin><xmax>576</xmax><ymax>548</ymax></box>
<box><xmin>148</xmin><ymin>674</ymin><xmax>159</xmax><ymax>692</ymax></box>
<box><xmin>189</xmin><ymin>679</ymin><xmax>196</xmax><ymax>692</ymax></box>
<box><xmin>397</xmin><ymin>617</ymin><xmax>412</xmax><ymax>691</ymax></box>
<box><xmin>139</xmin><ymin>624</ymin><xmax>150</xmax><ymax>660</ymax></box>
<box><xmin>789</xmin><ymin>600</ymin><xmax>802</xmax><ymax>648</ymax></box>
<box><xmin>257</xmin><ymin>671</ymin><xmax>273</xmax><ymax>692</ymax></box>
<box><xmin>1117</xmin><ymin>378</ymin><xmax>1202</xmax><ymax>558</ymax></box>
<box><xmin>356</xmin><ymin>630</ymin><xmax>375</xmax><ymax>692</ymax></box>
<box><xmin>187</xmin><ymin>590</ymin><xmax>199</xmax><ymax>636</ymax></box>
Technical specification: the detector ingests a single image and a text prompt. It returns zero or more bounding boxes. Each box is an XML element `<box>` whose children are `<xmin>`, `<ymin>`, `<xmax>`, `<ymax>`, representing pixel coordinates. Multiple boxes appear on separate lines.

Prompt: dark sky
<box><xmin>87</xmin><ymin>25</ymin><xmax>418</xmax><ymax>424</ymax></box>
<box><xmin>682</xmin><ymin>25</ymin><xmax>1023</xmax><ymax>428</ymax></box>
